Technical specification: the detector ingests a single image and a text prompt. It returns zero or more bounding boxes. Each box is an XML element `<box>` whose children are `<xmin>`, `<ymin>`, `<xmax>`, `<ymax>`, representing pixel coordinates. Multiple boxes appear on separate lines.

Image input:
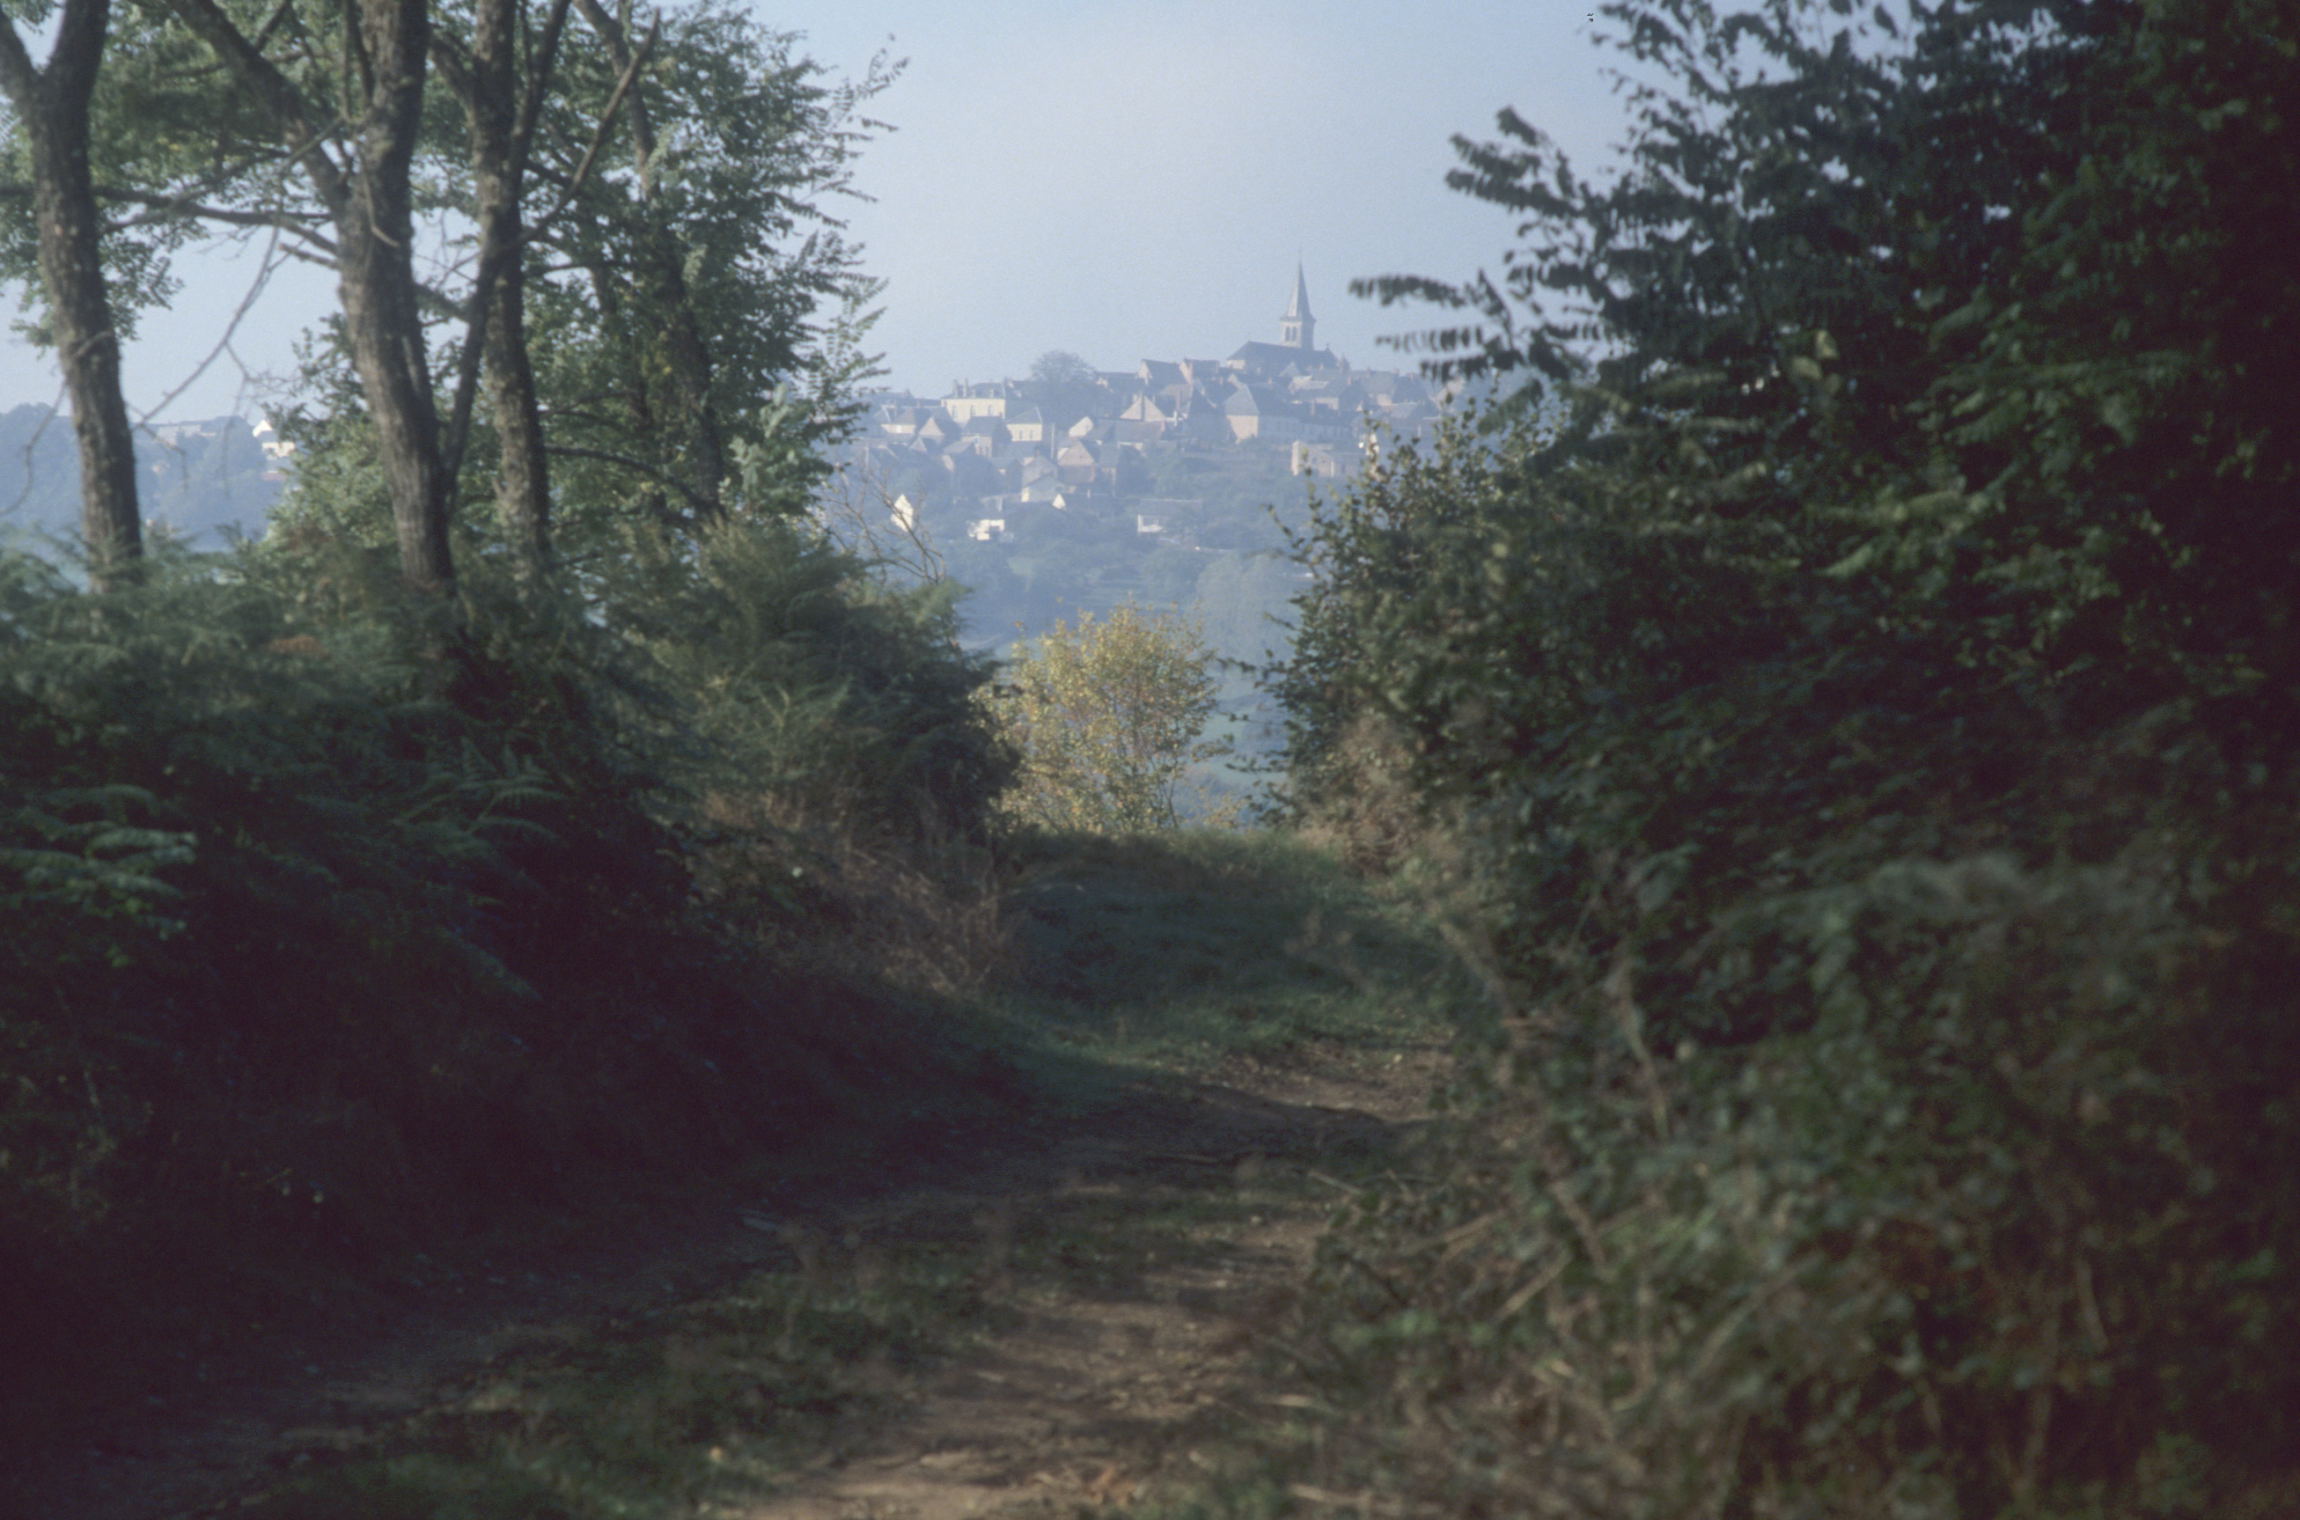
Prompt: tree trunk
<box><xmin>339</xmin><ymin>0</ymin><xmax>453</xmax><ymax>595</ymax></box>
<box><xmin>469</xmin><ymin>0</ymin><xmax>552</xmax><ymax>578</ymax></box>
<box><xmin>584</xmin><ymin>258</ymin><xmax>674</xmax><ymax>528</ymax></box>
<box><xmin>164</xmin><ymin>0</ymin><xmax>453</xmax><ymax>598</ymax></box>
<box><xmin>482</xmin><ymin>225</ymin><xmax>551</xmax><ymax>577</ymax></box>
<box><xmin>0</xmin><ymin>0</ymin><xmax>143</xmax><ymax>589</ymax></box>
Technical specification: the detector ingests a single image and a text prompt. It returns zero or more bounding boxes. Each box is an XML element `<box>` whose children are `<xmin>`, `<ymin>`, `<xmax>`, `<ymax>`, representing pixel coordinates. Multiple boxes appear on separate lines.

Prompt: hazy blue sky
<box><xmin>1</xmin><ymin>0</ymin><xmax>1633</xmax><ymax>417</ymax></box>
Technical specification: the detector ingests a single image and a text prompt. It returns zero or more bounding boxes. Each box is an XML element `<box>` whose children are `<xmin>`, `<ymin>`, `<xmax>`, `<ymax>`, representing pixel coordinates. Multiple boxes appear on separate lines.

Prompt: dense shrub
<box><xmin>1237</xmin><ymin>0</ymin><xmax>2300</xmax><ymax>1513</ymax></box>
<box><xmin>1215</xmin><ymin>822</ymin><xmax>2299</xmax><ymax>1518</ymax></box>
<box><xmin>0</xmin><ymin>513</ymin><xmax>1010</xmax><ymax>1402</ymax></box>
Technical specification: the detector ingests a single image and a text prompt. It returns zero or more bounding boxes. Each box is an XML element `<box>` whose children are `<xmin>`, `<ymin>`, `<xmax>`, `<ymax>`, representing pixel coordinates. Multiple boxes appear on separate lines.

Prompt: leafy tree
<box><xmin>425</xmin><ymin>0</ymin><xmax>574</xmax><ymax>582</ymax></box>
<box><xmin>1026</xmin><ymin>349</ymin><xmax>1093</xmax><ymax>388</ymax></box>
<box><xmin>1354</xmin><ymin>0</ymin><xmax>2298</xmax><ymax>742</ymax></box>
<box><xmin>1891</xmin><ymin>0</ymin><xmax>2300</xmax><ymax>717</ymax></box>
<box><xmin>517</xmin><ymin>0</ymin><xmax>891</xmax><ymax>539</ymax></box>
<box><xmin>990</xmin><ymin>603</ymin><xmax>1229</xmax><ymax>833</ymax></box>
<box><xmin>2</xmin><ymin>0</ymin><xmax>886</xmax><ymax>593</ymax></box>
<box><xmin>156</xmin><ymin>0</ymin><xmax>460</xmax><ymax>596</ymax></box>
<box><xmin>1025</xmin><ymin>347</ymin><xmax>1097</xmax><ymax>429</ymax></box>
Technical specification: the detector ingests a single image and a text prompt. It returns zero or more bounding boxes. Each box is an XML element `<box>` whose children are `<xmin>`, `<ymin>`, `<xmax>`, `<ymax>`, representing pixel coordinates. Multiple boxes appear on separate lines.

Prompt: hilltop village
<box><xmin>838</xmin><ymin>267</ymin><xmax>1449</xmax><ymax>552</ymax></box>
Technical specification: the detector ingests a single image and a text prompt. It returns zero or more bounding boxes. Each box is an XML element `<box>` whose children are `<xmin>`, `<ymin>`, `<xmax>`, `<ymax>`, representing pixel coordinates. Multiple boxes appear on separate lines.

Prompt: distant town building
<box><xmin>250</xmin><ymin>417</ymin><xmax>297</xmax><ymax>460</ymax></box>
<box><xmin>1279</xmin><ymin>261</ymin><xmax>1316</xmax><ymax>351</ymax></box>
<box><xmin>837</xmin><ymin>264</ymin><xmax>1450</xmax><ymax>549</ymax></box>
<box><xmin>942</xmin><ymin>380</ymin><xmax>1017</xmax><ymax>423</ymax></box>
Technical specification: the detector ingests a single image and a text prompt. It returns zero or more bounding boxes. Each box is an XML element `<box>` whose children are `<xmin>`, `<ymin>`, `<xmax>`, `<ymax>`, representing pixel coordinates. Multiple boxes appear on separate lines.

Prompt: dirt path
<box><xmin>8</xmin><ymin>1046</ymin><xmax>1434</xmax><ymax>1520</ymax></box>
<box><xmin>9</xmin><ymin>835</ymin><xmax>1451</xmax><ymax>1520</ymax></box>
<box><xmin>740</xmin><ymin>1050</ymin><xmax>1432</xmax><ymax>1519</ymax></box>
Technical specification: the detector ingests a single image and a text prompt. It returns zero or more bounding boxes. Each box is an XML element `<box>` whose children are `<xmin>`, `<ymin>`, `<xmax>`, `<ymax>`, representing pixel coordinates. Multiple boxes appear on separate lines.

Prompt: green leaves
<box><xmin>1</xmin><ymin>784</ymin><xmax>193</xmax><ymax>946</ymax></box>
<box><xmin>989</xmin><ymin>604</ymin><xmax>1232</xmax><ymax>835</ymax></box>
<box><xmin>1245</xmin><ymin>3</ymin><xmax>2300</xmax><ymax>1515</ymax></box>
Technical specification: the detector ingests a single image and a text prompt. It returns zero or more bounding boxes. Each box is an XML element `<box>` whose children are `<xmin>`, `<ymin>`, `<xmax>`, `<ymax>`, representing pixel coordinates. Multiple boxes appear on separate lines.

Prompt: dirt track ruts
<box><xmin>8</xmin><ymin>1046</ymin><xmax>1436</xmax><ymax>1520</ymax></box>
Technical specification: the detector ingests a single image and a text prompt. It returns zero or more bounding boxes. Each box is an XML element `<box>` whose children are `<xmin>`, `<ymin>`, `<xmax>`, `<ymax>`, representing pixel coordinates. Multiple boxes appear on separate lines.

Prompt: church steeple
<box><xmin>1280</xmin><ymin>262</ymin><xmax>1316</xmax><ymax>350</ymax></box>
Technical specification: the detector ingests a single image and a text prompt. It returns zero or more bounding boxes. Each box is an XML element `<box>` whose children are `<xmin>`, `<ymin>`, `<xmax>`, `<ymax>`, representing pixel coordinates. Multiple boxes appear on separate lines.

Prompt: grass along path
<box><xmin>71</xmin><ymin>829</ymin><xmax>1458</xmax><ymax>1519</ymax></box>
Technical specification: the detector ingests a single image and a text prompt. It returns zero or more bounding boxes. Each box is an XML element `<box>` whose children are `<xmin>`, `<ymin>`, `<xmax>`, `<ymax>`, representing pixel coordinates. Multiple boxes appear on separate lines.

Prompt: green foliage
<box><xmin>0</xmin><ymin>0</ymin><xmax>208</xmax><ymax>346</ymax></box>
<box><xmin>0</xmin><ymin>0</ymin><xmax>1020</xmax><ymax>1465</ymax></box>
<box><xmin>0</xmin><ymin>487</ymin><xmax>1013</xmax><ymax>1431</ymax></box>
<box><xmin>989</xmin><ymin>603</ymin><xmax>1232</xmax><ymax>834</ymax></box>
<box><xmin>1247</xmin><ymin>0</ymin><xmax>2300</xmax><ymax>1514</ymax></box>
<box><xmin>515</xmin><ymin>0</ymin><xmax>893</xmax><ymax>526</ymax></box>
<box><xmin>1195</xmin><ymin>839</ymin><xmax>2298</xmax><ymax>1519</ymax></box>
<box><xmin>587</xmin><ymin>511</ymin><xmax>1014</xmax><ymax>992</ymax></box>
<box><xmin>602</xmin><ymin>513</ymin><xmax>1006</xmax><ymax>842</ymax></box>
<box><xmin>1848</xmin><ymin>0</ymin><xmax>2300</xmax><ymax>707</ymax></box>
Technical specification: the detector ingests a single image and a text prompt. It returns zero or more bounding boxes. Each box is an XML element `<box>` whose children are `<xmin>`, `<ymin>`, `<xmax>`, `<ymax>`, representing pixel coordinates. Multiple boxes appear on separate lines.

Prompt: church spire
<box><xmin>1280</xmin><ymin>262</ymin><xmax>1316</xmax><ymax>350</ymax></box>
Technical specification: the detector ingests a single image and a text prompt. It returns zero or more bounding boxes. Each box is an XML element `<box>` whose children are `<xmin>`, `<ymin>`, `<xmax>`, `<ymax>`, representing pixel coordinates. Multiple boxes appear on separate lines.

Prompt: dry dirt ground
<box><xmin>8</xmin><ymin>1043</ymin><xmax>1440</xmax><ymax>1520</ymax></box>
<box><xmin>737</xmin><ymin>1049</ymin><xmax>1432</xmax><ymax>1520</ymax></box>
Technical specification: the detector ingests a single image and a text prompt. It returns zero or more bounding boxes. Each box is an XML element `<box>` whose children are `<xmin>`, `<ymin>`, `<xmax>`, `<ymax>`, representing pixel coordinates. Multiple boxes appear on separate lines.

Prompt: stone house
<box><xmin>1223</xmin><ymin>383</ymin><xmax>1305</xmax><ymax>444</ymax></box>
<box><xmin>942</xmin><ymin>380</ymin><xmax>1017</xmax><ymax>423</ymax></box>
<box><xmin>1005</xmin><ymin>405</ymin><xmax>1050</xmax><ymax>444</ymax></box>
<box><xmin>1056</xmin><ymin>436</ymin><xmax>1104</xmax><ymax>485</ymax></box>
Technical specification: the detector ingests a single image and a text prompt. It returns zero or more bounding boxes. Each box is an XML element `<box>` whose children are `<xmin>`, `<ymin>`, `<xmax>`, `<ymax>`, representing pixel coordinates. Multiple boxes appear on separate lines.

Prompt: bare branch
<box><xmin>134</xmin><ymin>228</ymin><xmax>287</xmax><ymax>425</ymax></box>
<box><xmin>513</xmin><ymin>0</ymin><xmax>574</xmax><ymax>161</ymax></box>
<box><xmin>0</xmin><ymin>181</ymin><xmax>344</xmax><ymax>252</ymax></box>
<box><xmin>817</xmin><ymin>448</ymin><xmax>945</xmax><ymax>584</ymax></box>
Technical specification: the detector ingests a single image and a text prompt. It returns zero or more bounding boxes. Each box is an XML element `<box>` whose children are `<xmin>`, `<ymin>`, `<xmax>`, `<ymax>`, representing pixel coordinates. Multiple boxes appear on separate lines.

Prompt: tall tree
<box><xmin>520</xmin><ymin>1</ymin><xmax>890</xmax><ymax>539</ymax></box>
<box><xmin>1027</xmin><ymin>348</ymin><xmax>1098</xmax><ymax>430</ymax></box>
<box><xmin>567</xmin><ymin>0</ymin><xmax>727</xmax><ymax>523</ymax></box>
<box><xmin>162</xmin><ymin>0</ymin><xmax>454</xmax><ymax>596</ymax></box>
<box><xmin>430</xmin><ymin>0</ymin><xmax>572</xmax><ymax>581</ymax></box>
<box><xmin>0</xmin><ymin>0</ymin><xmax>143</xmax><ymax>586</ymax></box>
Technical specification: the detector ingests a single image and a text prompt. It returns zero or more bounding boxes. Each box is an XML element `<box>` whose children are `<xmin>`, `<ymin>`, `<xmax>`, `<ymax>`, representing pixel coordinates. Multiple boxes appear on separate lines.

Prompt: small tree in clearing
<box><xmin>992</xmin><ymin>604</ymin><xmax>1232</xmax><ymax>832</ymax></box>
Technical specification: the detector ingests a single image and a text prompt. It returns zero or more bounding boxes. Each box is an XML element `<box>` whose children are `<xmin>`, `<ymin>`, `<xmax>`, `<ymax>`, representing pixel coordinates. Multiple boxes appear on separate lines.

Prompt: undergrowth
<box><xmin>1165</xmin><ymin>825</ymin><xmax>2300</xmax><ymax>1519</ymax></box>
<box><xmin>0</xmin><ymin>515</ymin><xmax>1015</xmax><ymax>1441</ymax></box>
<box><xmin>1167</xmin><ymin>0</ymin><xmax>2300</xmax><ymax>1513</ymax></box>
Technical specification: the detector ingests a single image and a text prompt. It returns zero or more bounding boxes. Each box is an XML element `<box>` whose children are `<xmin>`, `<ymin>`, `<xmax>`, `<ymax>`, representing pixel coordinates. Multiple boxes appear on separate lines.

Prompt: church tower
<box><xmin>1280</xmin><ymin>262</ymin><xmax>1316</xmax><ymax>350</ymax></box>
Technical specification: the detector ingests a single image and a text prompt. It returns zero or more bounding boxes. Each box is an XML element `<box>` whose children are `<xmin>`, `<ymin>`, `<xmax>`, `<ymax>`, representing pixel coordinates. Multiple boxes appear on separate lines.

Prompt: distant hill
<box><xmin>0</xmin><ymin>405</ymin><xmax>287</xmax><ymax>553</ymax></box>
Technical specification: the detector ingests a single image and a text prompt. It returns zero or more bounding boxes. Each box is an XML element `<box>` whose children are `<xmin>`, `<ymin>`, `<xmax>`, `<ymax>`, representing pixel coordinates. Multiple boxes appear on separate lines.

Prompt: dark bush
<box><xmin>0</xmin><ymin>516</ymin><xmax>1010</xmax><ymax>1413</ymax></box>
<box><xmin>1237</xmin><ymin>0</ymin><xmax>2300</xmax><ymax>1513</ymax></box>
